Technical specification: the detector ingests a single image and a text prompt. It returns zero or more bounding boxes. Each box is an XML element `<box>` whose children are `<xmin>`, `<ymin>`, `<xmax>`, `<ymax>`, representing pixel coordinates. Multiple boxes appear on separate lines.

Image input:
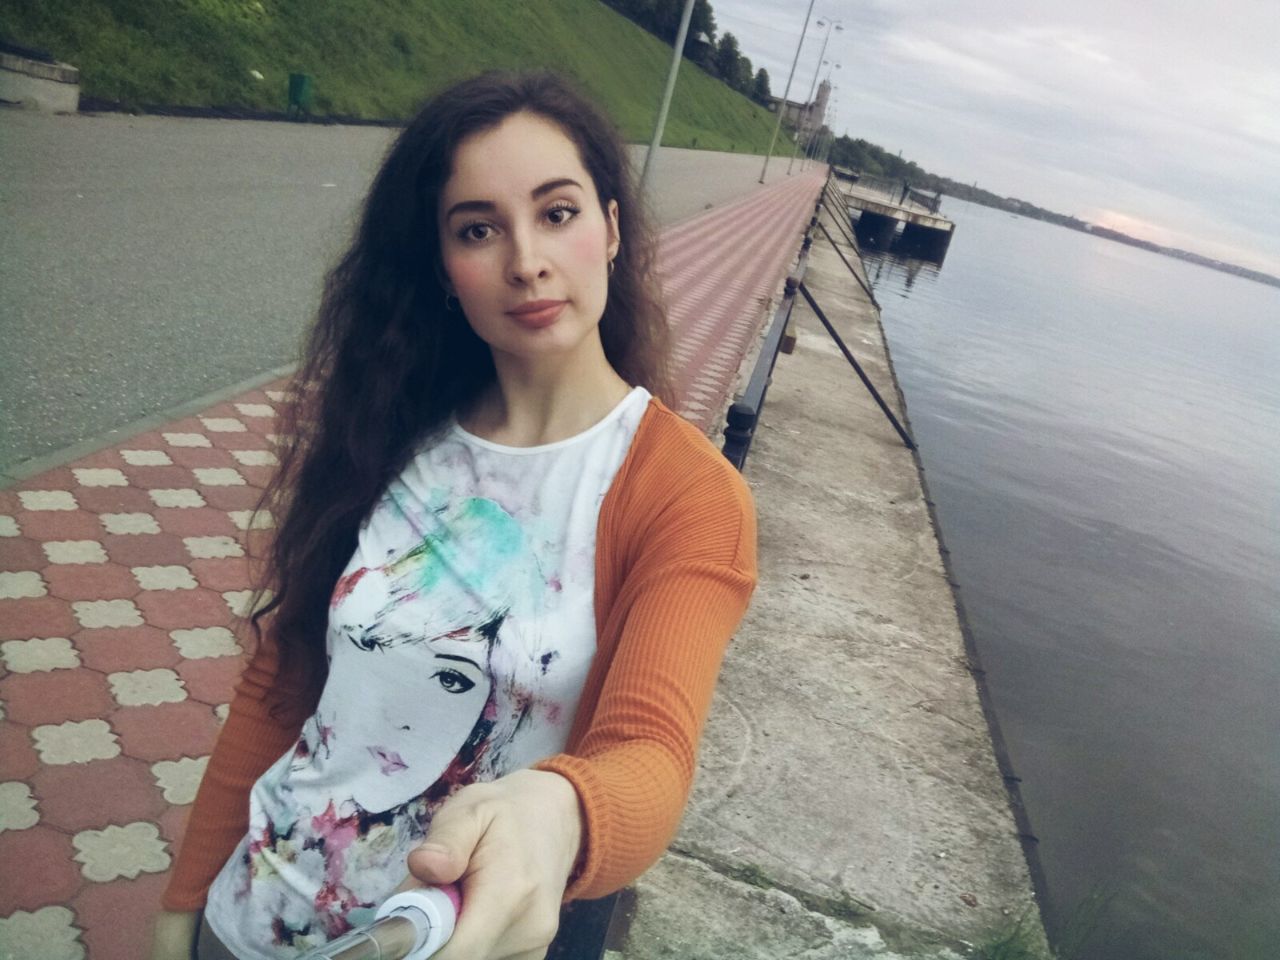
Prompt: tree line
<box><xmin>826</xmin><ymin>134</ymin><xmax>1090</xmax><ymax>230</ymax></box>
<box><xmin>601</xmin><ymin>0</ymin><xmax>774</xmax><ymax>106</ymax></box>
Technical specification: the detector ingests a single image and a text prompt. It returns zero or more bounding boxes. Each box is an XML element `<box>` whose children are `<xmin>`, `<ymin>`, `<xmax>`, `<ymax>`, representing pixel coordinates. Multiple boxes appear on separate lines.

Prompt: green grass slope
<box><xmin>0</xmin><ymin>0</ymin><xmax>789</xmax><ymax>151</ymax></box>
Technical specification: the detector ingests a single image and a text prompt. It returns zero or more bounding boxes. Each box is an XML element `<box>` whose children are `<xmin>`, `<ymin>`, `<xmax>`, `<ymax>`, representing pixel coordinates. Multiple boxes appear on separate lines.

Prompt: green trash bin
<box><xmin>287</xmin><ymin>72</ymin><xmax>313</xmax><ymax>118</ymax></box>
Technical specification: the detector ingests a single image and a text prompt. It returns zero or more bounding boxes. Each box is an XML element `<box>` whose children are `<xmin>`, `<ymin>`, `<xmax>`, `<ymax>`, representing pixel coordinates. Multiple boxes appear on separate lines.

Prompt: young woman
<box><xmin>152</xmin><ymin>70</ymin><xmax>757</xmax><ymax>960</ymax></box>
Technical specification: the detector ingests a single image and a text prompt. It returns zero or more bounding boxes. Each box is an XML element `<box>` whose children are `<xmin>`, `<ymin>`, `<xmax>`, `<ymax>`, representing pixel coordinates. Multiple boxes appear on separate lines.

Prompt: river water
<box><xmin>860</xmin><ymin>198</ymin><xmax>1280</xmax><ymax>960</ymax></box>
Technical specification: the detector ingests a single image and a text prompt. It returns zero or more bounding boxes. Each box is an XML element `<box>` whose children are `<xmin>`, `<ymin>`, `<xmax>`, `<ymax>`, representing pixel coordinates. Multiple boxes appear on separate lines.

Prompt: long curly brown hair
<box><xmin>252</xmin><ymin>71</ymin><xmax>670</xmax><ymax>717</ymax></box>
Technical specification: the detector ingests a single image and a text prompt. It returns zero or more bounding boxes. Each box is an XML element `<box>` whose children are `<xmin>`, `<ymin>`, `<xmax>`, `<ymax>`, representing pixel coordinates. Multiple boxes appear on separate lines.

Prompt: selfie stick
<box><xmin>296</xmin><ymin>885</ymin><xmax>461</xmax><ymax>960</ymax></box>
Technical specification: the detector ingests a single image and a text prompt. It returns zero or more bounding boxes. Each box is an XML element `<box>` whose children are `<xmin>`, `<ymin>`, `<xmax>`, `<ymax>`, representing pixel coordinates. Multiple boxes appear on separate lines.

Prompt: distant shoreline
<box><xmin>963</xmin><ymin>196</ymin><xmax>1280</xmax><ymax>291</ymax></box>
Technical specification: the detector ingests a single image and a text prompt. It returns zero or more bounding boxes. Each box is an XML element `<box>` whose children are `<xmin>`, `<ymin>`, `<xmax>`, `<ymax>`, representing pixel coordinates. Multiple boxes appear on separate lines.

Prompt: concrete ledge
<box><xmin>0</xmin><ymin>52</ymin><xmax>80</xmax><ymax>112</ymax></box>
<box><xmin>613</xmin><ymin>853</ymin><xmax>966</xmax><ymax>960</ymax></box>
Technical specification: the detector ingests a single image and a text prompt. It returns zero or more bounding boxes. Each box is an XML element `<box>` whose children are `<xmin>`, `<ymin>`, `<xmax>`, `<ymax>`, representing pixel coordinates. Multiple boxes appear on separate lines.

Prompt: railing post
<box><xmin>722</xmin><ymin>274</ymin><xmax>802</xmax><ymax>470</ymax></box>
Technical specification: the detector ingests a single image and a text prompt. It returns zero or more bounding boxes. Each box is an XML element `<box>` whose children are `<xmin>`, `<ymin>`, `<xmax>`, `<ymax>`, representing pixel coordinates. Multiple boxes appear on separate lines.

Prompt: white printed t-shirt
<box><xmin>204</xmin><ymin>386</ymin><xmax>652</xmax><ymax>958</ymax></box>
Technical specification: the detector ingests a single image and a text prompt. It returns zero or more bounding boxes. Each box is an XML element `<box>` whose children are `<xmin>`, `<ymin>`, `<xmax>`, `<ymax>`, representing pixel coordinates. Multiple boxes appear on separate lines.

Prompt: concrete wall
<box><xmin>0</xmin><ymin>53</ymin><xmax>80</xmax><ymax>113</ymax></box>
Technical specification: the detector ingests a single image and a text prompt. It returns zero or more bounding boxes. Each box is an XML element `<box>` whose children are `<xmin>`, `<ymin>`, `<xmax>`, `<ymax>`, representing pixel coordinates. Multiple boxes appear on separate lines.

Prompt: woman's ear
<box><xmin>606</xmin><ymin>199</ymin><xmax>620</xmax><ymax>260</ymax></box>
<box><xmin>435</xmin><ymin>262</ymin><xmax>456</xmax><ymax>296</ymax></box>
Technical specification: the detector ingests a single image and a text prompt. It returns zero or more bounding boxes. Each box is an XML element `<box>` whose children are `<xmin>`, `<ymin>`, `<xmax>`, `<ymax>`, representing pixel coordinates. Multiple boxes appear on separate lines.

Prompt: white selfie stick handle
<box><xmin>373</xmin><ymin>886</ymin><xmax>459</xmax><ymax>960</ymax></box>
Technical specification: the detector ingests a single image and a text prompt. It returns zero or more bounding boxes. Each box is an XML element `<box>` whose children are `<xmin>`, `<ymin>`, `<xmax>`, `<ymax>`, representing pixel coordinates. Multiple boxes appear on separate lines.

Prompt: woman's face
<box><xmin>437</xmin><ymin>111</ymin><xmax>620</xmax><ymax>369</ymax></box>
<box><xmin>321</xmin><ymin>565</ymin><xmax>496</xmax><ymax>814</ymax></box>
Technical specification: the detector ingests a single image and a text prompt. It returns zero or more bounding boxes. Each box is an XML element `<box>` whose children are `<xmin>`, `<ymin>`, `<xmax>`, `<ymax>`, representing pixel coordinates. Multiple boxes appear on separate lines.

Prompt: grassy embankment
<box><xmin>0</xmin><ymin>0</ymin><xmax>787</xmax><ymax>151</ymax></box>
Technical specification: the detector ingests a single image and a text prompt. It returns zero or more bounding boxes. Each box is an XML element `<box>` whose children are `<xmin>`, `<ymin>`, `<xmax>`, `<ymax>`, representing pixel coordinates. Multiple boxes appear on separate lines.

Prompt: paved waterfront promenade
<box><xmin>0</xmin><ymin>149</ymin><xmax>826</xmax><ymax>956</ymax></box>
<box><xmin>0</xmin><ymin>111</ymin><xmax>1043</xmax><ymax>960</ymax></box>
<box><xmin>0</xmin><ymin>109</ymin><xmax>798</xmax><ymax>476</ymax></box>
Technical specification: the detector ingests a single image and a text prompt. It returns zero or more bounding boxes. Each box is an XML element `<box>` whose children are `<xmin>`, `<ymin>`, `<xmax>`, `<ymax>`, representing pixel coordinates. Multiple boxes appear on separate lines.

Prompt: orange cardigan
<box><xmin>163</xmin><ymin>398</ymin><xmax>757</xmax><ymax>909</ymax></box>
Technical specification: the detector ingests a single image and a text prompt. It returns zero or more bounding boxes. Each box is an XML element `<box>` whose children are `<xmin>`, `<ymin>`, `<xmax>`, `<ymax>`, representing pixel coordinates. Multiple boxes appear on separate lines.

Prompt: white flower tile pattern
<box><xmin>121</xmin><ymin>449</ymin><xmax>173</xmax><ymax>466</ymax></box>
<box><xmin>42</xmin><ymin>540</ymin><xmax>109</xmax><ymax>565</ymax></box>
<box><xmin>193</xmin><ymin>467</ymin><xmax>245</xmax><ymax>487</ymax></box>
<box><xmin>183</xmin><ymin>536</ymin><xmax>243</xmax><ymax>559</ymax></box>
<box><xmin>72</xmin><ymin>599</ymin><xmax>143</xmax><ymax>629</ymax></box>
<box><xmin>101</xmin><ymin>512</ymin><xmax>162</xmax><ymax>535</ymax></box>
<box><xmin>228</xmin><ymin>509</ymin><xmax>274</xmax><ymax>530</ymax></box>
<box><xmin>231</xmin><ymin>450</ymin><xmax>278</xmax><ymax>466</ymax></box>
<box><xmin>108</xmin><ymin>669</ymin><xmax>187</xmax><ymax>706</ymax></box>
<box><xmin>0</xmin><ymin>571</ymin><xmax>47</xmax><ymax>599</ymax></box>
<box><xmin>132</xmin><ymin>566</ymin><xmax>198</xmax><ymax>591</ymax></box>
<box><xmin>72</xmin><ymin>468</ymin><xmax>128</xmax><ymax>488</ymax></box>
<box><xmin>234</xmin><ymin>403</ymin><xmax>275</xmax><ymax>418</ymax></box>
<box><xmin>149</xmin><ymin>489</ymin><xmax>206</xmax><ymax>508</ymax></box>
<box><xmin>151</xmin><ymin>756</ymin><xmax>209</xmax><ymax>805</ymax></box>
<box><xmin>18</xmin><ymin>490</ymin><xmax>77</xmax><ymax>511</ymax></box>
<box><xmin>200</xmin><ymin>417</ymin><xmax>246</xmax><ymax>433</ymax></box>
<box><xmin>32</xmin><ymin>719</ymin><xmax>121</xmax><ymax>765</ymax></box>
<box><xmin>163</xmin><ymin>432</ymin><xmax>211</xmax><ymax>448</ymax></box>
<box><xmin>0</xmin><ymin>906</ymin><xmax>86</xmax><ymax>960</ymax></box>
<box><xmin>221</xmin><ymin>590</ymin><xmax>261</xmax><ymax>618</ymax></box>
<box><xmin>72</xmin><ymin>821</ymin><xmax>171</xmax><ymax>881</ymax></box>
<box><xmin>1</xmin><ymin>637</ymin><xmax>80</xmax><ymax>673</ymax></box>
<box><xmin>0</xmin><ymin>515</ymin><xmax>19</xmax><ymax>536</ymax></box>
<box><xmin>170</xmin><ymin>627</ymin><xmax>241</xmax><ymax>659</ymax></box>
<box><xmin>0</xmin><ymin>781</ymin><xmax>40</xmax><ymax>831</ymax></box>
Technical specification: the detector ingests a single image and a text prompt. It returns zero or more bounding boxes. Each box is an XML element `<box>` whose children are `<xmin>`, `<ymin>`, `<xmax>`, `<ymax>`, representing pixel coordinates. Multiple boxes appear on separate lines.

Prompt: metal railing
<box><xmin>721</xmin><ymin>208</ymin><xmax>819</xmax><ymax>470</ymax></box>
<box><xmin>720</xmin><ymin>172</ymin><xmax>917</xmax><ymax>466</ymax></box>
<box><xmin>844</xmin><ymin>173</ymin><xmax>942</xmax><ymax>213</ymax></box>
<box><xmin>907</xmin><ymin>187</ymin><xmax>942</xmax><ymax>213</ymax></box>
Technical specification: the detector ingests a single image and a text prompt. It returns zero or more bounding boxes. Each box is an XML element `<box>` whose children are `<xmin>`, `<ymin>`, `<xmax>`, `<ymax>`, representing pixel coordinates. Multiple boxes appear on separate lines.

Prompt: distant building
<box><xmin>765</xmin><ymin>78</ymin><xmax>830</xmax><ymax>135</ymax></box>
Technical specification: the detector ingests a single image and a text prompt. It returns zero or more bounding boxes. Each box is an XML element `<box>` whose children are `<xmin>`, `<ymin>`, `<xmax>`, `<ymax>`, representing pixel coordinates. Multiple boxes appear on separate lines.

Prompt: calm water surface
<box><xmin>862</xmin><ymin>199</ymin><xmax>1280</xmax><ymax>960</ymax></box>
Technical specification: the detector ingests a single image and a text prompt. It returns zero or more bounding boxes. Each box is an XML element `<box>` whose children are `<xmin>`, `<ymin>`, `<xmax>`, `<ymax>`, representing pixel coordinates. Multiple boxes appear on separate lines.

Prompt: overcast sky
<box><xmin>710</xmin><ymin>0</ymin><xmax>1280</xmax><ymax>274</ymax></box>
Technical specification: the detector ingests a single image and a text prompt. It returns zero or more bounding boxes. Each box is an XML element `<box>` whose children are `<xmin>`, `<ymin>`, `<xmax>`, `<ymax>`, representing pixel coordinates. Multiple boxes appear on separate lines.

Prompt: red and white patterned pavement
<box><xmin>0</xmin><ymin>168</ymin><xmax>824</xmax><ymax>959</ymax></box>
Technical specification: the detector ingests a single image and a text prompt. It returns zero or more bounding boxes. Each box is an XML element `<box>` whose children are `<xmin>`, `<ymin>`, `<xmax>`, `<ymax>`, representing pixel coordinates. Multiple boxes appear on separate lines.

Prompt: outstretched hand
<box><xmin>403</xmin><ymin>768</ymin><xmax>584</xmax><ymax>960</ymax></box>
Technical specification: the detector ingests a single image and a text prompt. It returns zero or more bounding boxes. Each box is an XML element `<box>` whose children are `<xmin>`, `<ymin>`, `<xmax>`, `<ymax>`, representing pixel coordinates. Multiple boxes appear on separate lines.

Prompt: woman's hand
<box><xmin>150</xmin><ymin>909</ymin><xmax>199</xmax><ymax>960</ymax></box>
<box><xmin>404</xmin><ymin>768</ymin><xmax>584</xmax><ymax>960</ymax></box>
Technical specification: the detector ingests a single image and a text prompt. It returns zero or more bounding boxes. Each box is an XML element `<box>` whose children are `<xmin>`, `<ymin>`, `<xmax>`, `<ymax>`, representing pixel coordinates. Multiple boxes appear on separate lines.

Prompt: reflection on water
<box><xmin>861</xmin><ymin>199</ymin><xmax>1280</xmax><ymax>960</ymax></box>
<box><xmin>867</xmin><ymin>254</ymin><xmax>942</xmax><ymax>293</ymax></box>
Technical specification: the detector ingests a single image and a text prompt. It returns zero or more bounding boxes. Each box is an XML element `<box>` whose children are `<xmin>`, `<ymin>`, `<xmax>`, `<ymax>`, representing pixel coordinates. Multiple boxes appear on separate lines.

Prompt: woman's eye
<box><xmin>432</xmin><ymin>668</ymin><xmax>476</xmax><ymax>694</ymax></box>
<box><xmin>459</xmin><ymin>222</ymin><xmax>492</xmax><ymax>243</ymax></box>
<box><xmin>547</xmin><ymin>204</ymin><xmax>580</xmax><ymax>226</ymax></box>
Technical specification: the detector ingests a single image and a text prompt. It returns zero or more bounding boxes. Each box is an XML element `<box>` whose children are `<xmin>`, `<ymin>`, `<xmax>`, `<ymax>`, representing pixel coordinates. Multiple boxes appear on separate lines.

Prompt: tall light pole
<box><xmin>789</xmin><ymin>19</ymin><xmax>841</xmax><ymax>174</ymax></box>
<box><xmin>759</xmin><ymin>0</ymin><xmax>817</xmax><ymax>184</ymax></box>
<box><xmin>639</xmin><ymin>0</ymin><xmax>697</xmax><ymax>197</ymax></box>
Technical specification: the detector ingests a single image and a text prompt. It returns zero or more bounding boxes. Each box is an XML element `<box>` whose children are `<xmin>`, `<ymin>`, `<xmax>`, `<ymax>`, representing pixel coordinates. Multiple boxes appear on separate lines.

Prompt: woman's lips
<box><xmin>506</xmin><ymin>301</ymin><xmax>567</xmax><ymax>328</ymax></box>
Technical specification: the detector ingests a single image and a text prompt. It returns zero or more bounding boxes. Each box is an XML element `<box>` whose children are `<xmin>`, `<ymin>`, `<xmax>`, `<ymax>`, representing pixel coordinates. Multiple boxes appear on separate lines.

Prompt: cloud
<box><xmin>711</xmin><ymin>0</ymin><xmax>1280</xmax><ymax>273</ymax></box>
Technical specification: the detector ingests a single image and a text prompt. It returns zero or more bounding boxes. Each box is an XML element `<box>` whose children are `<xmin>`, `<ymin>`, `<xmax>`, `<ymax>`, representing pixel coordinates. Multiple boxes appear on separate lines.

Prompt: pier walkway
<box><xmin>837</xmin><ymin>174</ymin><xmax>956</xmax><ymax>262</ymax></box>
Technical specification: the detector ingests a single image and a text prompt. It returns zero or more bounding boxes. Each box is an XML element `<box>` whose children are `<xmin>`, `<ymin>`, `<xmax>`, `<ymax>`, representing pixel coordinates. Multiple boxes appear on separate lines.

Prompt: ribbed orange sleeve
<box><xmin>537</xmin><ymin>403</ymin><xmax>758</xmax><ymax>899</ymax></box>
<box><xmin>535</xmin><ymin>561</ymin><xmax>754</xmax><ymax>899</ymax></box>
<box><xmin>161</xmin><ymin>638</ymin><xmax>304</xmax><ymax>911</ymax></box>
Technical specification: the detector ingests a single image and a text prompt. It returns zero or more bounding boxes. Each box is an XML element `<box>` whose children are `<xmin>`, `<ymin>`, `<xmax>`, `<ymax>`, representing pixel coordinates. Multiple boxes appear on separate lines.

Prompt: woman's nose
<box><xmin>507</xmin><ymin>226</ymin><xmax>550</xmax><ymax>284</ymax></box>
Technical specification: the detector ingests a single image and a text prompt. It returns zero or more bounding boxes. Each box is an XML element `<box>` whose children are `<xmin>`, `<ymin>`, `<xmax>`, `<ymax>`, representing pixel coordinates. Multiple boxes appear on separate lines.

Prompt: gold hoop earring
<box><xmin>607</xmin><ymin>259</ymin><xmax>616</xmax><ymax>278</ymax></box>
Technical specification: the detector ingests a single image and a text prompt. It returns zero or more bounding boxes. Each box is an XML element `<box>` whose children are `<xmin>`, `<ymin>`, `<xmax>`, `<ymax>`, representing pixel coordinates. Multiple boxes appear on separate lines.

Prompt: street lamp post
<box><xmin>789</xmin><ymin>19</ymin><xmax>841</xmax><ymax>174</ymax></box>
<box><xmin>812</xmin><ymin>93</ymin><xmax>837</xmax><ymax>167</ymax></box>
<box><xmin>639</xmin><ymin>0</ymin><xmax>697</xmax><ymax>197</ymax></box>
<box><xmin>759</xmin><ymin>0</ymin><xmax>817</xmax><ymax>184</ymax></box>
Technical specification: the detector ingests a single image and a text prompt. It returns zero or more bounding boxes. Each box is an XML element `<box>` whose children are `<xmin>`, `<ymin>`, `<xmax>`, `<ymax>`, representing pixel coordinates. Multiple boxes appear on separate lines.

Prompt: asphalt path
<box><xmin>0</xmin><ymin>107</ymin><xmax>805</xmax><ymax>476</ymax></box>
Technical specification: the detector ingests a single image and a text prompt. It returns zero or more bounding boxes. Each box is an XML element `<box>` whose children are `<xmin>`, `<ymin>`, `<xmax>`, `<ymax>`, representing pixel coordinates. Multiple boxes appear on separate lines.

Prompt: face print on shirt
<box><xmin>313</xmin><ymin>495</ymin><xmax>552</xmax><ymax>815</ymax></box>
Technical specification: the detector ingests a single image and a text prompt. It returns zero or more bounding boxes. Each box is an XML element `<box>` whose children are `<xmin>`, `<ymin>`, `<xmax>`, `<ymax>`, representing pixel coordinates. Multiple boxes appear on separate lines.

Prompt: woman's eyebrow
<box><xmin>444</xmin><ymin>177</ymin><xmax>583</xmax><ymax>220</ymax></box>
